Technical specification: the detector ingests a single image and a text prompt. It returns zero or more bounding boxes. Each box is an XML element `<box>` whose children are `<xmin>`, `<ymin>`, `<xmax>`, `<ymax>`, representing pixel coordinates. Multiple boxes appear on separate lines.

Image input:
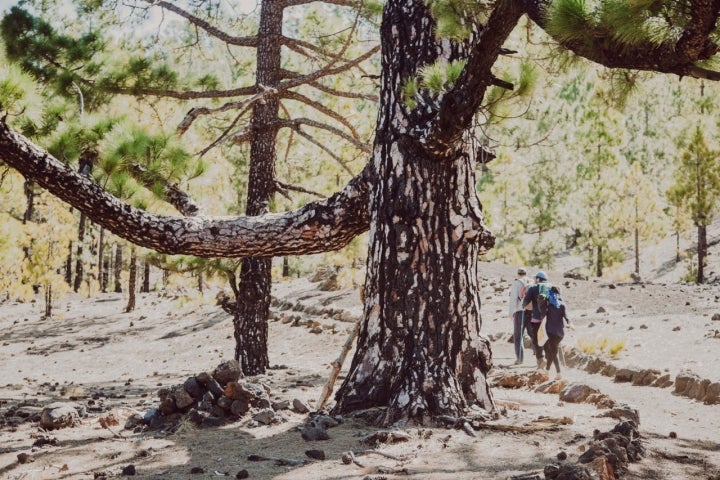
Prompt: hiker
<box><xmin>544</xmin><ymin>285</ymin><xmax>572</xmax><ymax>378</ymax></box>
<box><xmin>522</xmin><ymin>271</ymin><xmax>550</xmax><ymax>369</ymax></box>
<box><xmin>508</xmin><ymin>267</ymin><xmax>529</xmax><ymax>364</ymax></box>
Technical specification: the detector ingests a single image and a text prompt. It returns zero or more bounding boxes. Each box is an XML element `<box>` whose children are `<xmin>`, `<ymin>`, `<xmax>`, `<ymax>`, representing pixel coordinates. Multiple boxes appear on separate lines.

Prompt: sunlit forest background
<box><xmin>1</xmin><ymin>0</ymin><xmax>719</xmax><ymax>317</ymax></box>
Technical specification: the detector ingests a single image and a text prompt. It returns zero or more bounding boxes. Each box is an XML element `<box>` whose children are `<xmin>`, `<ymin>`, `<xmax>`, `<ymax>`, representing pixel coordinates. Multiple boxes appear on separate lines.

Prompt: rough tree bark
<box><xmin>330</xmin><ymin>0</ymin><xmax>512</xmax><ymax>425</ymax></box>
<box><xmin>232</xmin><ymin>0</ymin><xmax>283</xmax><ymax>375</ymax></box>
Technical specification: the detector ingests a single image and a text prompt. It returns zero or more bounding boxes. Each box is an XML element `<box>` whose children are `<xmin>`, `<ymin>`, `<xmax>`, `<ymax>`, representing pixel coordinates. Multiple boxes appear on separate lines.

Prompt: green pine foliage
<box><xmin>667</xmin><ymin>126</ymin><xmax>720</xmax><ymax>229</ymax></box>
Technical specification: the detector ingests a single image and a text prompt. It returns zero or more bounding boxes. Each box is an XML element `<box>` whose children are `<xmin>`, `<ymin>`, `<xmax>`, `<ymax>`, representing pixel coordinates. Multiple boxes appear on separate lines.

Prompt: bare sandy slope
<box><xmin>1</xmin><ymin>262</ymin><xmax>720</xmax><ymax>480</ymax></box>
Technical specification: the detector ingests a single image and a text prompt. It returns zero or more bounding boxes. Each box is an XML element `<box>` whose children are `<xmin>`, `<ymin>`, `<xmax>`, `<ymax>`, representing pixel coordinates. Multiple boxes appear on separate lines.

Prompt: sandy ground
<box><xmin>1</xmin><ymin>260</ymin><xmax>720</xmax><ymax>480</ymax></box>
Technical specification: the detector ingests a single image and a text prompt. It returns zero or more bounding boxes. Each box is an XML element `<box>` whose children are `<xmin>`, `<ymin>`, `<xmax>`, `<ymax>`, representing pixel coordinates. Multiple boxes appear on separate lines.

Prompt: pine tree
<box><xmin>667</xmin><ymin>126</ymin><xmax>720</xmax><ymax>283</ymax></box>
<box><xmin>4</xmin><ymin>0</ymin><xmax>720</xmax><ymax>425</ymax></box>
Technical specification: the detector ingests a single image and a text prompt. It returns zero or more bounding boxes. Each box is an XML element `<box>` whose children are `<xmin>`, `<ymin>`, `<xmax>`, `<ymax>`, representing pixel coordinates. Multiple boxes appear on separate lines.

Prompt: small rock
<box><xmin>253</xmin><ymin>409</ymin><xmax>277</xmax><ymax>425</ymax></box>
<box><xmin>174</xmin><ymin>388</ymin><xmax>195</xmax><ymax>410</ymax></box>
<box><xmin>121</xmin><ymin>464</ymin><xmax>136</xmax><ymax>476</ymax></box>
<box><xmin>190</xmin><ymin>466</ymin><xmax>205</xmax><ymax>474</ymax></box>
<box><xmin>669</xmin><ymin>431</ymin><xmax>677</xmax><ymax>439</ymax></box>
<box><xmin>560</xmin><ymin>383</ymin><xmax>600</xmax><ymax>403</ymax></box>
<box><xmin>40</xmin><ymin>403</ymin><xmax>82</xmax><ymax>430</ymax></box>
<box><xmin>293</xmin><ymin>398</ymin><xmax>311</xmax><ymax>414</ymax></box>
<box><xmin>17</xmin><ymin>453</ymin><xmax>33</xmax><ymax>464</ymax></box>
<box><xmin>557</xmin><ymin>451</ymin><xmax>567</xmax><ymax>461</ymax></box>
<box><xmin>596</xmin><ymin>307</ymin><xmax>606</xmax><ymax>313</ymax></box>
<box><xmin>301</xmin><ymin>424</ymin><xmax>329</xmax><ymax>441</ymax></box>
<box><xmin>213</xmin><ymin>360</ymin><xmax>242</xmax><ymax>385</ymax></box>
<box><xmin>272</xmin><ymin>400</ymin><xmax>290</xmax><ymax>411</ymax></box>
<box><xmin>305</xmin><ymin>449</ymin><xmax>325</xmax><ymax>460</ymax></box>
<box><xmin>236</xmin><ymin>470</ymin><xmax>249</xmax><ymax>479</ymax></box>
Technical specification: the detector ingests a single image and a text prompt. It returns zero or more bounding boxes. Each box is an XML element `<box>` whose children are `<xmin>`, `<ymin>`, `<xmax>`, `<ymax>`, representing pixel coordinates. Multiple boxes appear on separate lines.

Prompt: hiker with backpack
<box><xmin>544</xmin><ymin>285</ymin><xmax>572</xmax><ymax>378</ymax></box>
<box><xmin>522</xmin><ymin>271</ymin><xmax>552</xmax><ymax>369</ymax></box>
<box><xmin>508</xmin><ymin>267</ymin><xmax>530</xmax><ymax>365</ymax></box>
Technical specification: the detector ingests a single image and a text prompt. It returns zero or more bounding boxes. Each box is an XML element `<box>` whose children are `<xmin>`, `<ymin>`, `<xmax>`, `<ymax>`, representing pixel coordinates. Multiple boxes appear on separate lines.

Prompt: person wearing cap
<box><xmin>508</xmin><ymin>267</ymin><xmax>529</xmax><ymax>365</ymax></box>
<box><xmin>522</xmin><ymin>271</ymin><xmax>549</xmax><ymax>369</ymax></box>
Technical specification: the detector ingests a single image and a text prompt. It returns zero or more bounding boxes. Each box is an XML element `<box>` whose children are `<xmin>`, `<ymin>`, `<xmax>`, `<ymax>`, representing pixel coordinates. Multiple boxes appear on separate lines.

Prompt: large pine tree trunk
<box><xmin>232</xmin><ymin>0</ymin><xmax>282</xmax><ymax>376</ymax></box>
<box><xmin>73</xmin><ymin>213</ymin><xmax>87</xmax><ymax>292</ymax></box>
<box><xmin>333</xmin><ymin>0</ymin><xmax>496</xmax><ymax>425</ymax></box>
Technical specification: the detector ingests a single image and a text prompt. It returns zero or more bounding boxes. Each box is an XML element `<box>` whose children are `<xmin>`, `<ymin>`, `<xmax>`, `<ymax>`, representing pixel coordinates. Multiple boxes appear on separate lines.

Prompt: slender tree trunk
<box><xmin>197</xmin><ymin>271</ymin><xmax>203</xmax><ymax>294</ymax></box>
<box><xmin>98</xmin><ymin>227</ymin><xmax>105</xmax><ymax>291</ymax></box>
<box><xmin>44</xmin><ymin>283</ymin><xmax>52</xmax><ymax>319</ymax></box>
<box><xmin>233</xmin><ymin>0</ymin><xmax>283</xmax><ymax>376</ymax></box>
<box><xmin>65</xmin><ymin>241</ymin><xmax>73</xmax><ymax>285</ymax></box>
<box><xmin>23</xmin><ymin>180</ymin><xmax>34</xmax><ymax>224</ymax></box>
<box><xmin>634</xmin><ymin>227</ymin><xmax>639</xmax><ymax>275</ymax></box>
<box><xmin>333</xmin><ymin>0</ymin><xmax>496</xmax><ymax>424</ymax></box>
<box><xmin>596</xmin><ymin>245</ymin><xmax>603</xmax><ymax>278</ymax></box>
<box><xmin>114</xmin><ymin>243</ymin><xmax>123</xmax><ymax>293</ymax></box>
<box><xmin>282</xmin><ymin>257</ymin><xmax>290</xmax><ymax>277</ymax></box>
<box><xmin>634</xmin><ymin>200</ymin><xmax>640</xmax><ymax>275</ymax></box>
<box><xmin>102</xmin><ymin>248</ymin><xmax>110</xmax><ymax>292</ymax></box>
<box><xmin>125</xmin><ymin>245</ymin><xmax>137</xmax><ymax>312</ymax></box>
<box><xmin>141</xmin><ymin>261</ymin><xmax>150</xmax><ymax>293</ymax></box>
<box><xmin>697</xmin><ymin>224</ymin><xmax>707</xmax><ymax>283</ymax></box>
<box><xmin>73</xmin><ymin>213</ymin><xmax>87</xmax><ymax>292</ymax></box>
<box><xmin>72</xmin><ymin>153</ymin><xmax>94</xmax><ymax>291</ymax></box>
<box><xmin>676</xmin><ymin>230</ymin><xmax>680</xmax><ymax>263</ymax></box>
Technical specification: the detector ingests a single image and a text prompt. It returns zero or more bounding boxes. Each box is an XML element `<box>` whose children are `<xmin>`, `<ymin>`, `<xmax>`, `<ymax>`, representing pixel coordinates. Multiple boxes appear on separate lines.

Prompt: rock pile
<box><xmin>126</xmin><ymin>360</ymin><xmax>305</xmax><ymax>431</ymax></box>
<box><xmin>562</xmin><ymin>346</ymin><xmax>720</xmax><ymax>405</ymax></box>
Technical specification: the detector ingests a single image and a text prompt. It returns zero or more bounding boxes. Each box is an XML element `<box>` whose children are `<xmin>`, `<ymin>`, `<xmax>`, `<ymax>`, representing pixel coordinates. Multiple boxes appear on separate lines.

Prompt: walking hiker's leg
<box><xmin>547</xmin><ymin>335</ymin><xmax>561</xmax><ymax>374</ymax></box>
<box><xmin>528</xmin><ymin>322</ymin><xmax>544</xmax><ymax>367</ymax></box>
<box><xmin>514</xmin><ymin>312</ymin><xmax>523</xmax><ymax>363</ymax></box>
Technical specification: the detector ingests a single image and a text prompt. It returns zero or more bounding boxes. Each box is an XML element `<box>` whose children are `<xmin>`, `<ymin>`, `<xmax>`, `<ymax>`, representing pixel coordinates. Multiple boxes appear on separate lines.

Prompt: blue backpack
<box><xmin>537</xmin><ymin>283</ymin><xmax>560</xmax><ymax>316</ymax></box>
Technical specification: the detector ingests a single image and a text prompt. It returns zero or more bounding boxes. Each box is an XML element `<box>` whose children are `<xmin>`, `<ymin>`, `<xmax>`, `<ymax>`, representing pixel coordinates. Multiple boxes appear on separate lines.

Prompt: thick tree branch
<box><xmin>429</xmin><ymin>1</ymin><xmax>525</xmax><ymax>150</ymax></box>
<box><xmin>524</xmin><ymin>0</ymin><xmax>720</xmax><ymax>80</ymax></box>
<box><xmin>141</xmin><ymin>0</ymin><xmax>258</xmax><ymax>47</ymax></box>
<box><xmin>0</xmin><ymin>121</ymin><xmax>370</xmax><ymax>258</ymax></box>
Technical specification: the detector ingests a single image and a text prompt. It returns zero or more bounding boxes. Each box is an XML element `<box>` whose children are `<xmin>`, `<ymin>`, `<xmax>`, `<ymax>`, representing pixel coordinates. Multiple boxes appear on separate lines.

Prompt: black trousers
<box><xmin>544</xmin><ymin>333</ymin><xmax>563</xmax><ymax>373</ymax></box>
<box><xmin>527</xmin><ymin>321</ymin><xmax>544</xmax><ymax>361</ymax></box>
